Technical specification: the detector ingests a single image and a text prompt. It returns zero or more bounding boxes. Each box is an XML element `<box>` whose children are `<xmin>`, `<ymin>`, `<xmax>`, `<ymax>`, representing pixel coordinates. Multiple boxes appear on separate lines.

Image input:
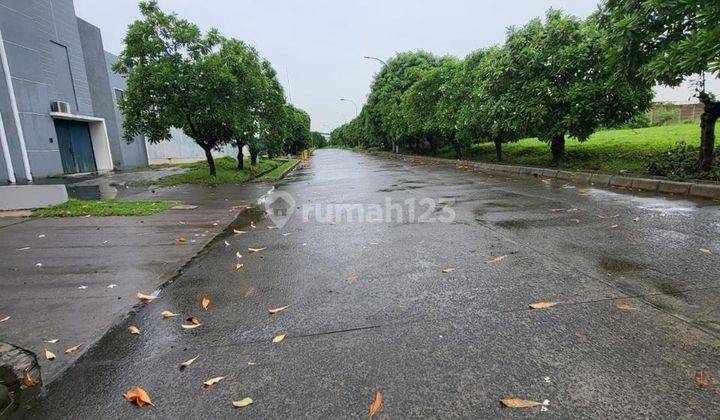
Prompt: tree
<box><xmin>502</xmin><ymin>10</ymin><xmax>652</xmax><ymax>162</ymax></box>
<box><xmin>219</xmin><ymin>38</ymin><xmax>265</xmax><ymax>170</ymax></box>
<box><xmin>311</xmin><ymin>131</ymin><xmax>327</xmax><ymax>149</ymax></box>
<box><xmin>366</xmin><ymin>51</ymin><xmax>441</xmax><ymax>151</ymax></box>
<box><xmin>254</xmin><ymin>60</ymin><xmax>287</xmax><ymax>163</ymax></box>
<box><xmin>114</xmin><ymin>0</ymin><xmax>240</xmax><ymax>176</ymax></box>
<box><xmin>601</xmin><ymin>0</ymin><xmax>720</xmax><ymax>171</ymax></box>
<box><xmin>283</xmin><ymin>105</ymin><xmax>312</xmax><ymax>154</ymax></box>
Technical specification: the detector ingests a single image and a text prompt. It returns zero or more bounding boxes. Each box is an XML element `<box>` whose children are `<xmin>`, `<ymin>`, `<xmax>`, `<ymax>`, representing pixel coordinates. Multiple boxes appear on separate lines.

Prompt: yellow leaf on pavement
<box><xmin>177</xmin><ymin>236</ymin><xmax>187</xmax><ymax>244</ymax></box>
<box><xmin>233</xmin><ymin>229</ymin><xmax>247</xmax><ymax>235</ymax></box>
<box><xmin>128</xmin><ymin>325</ymin><xmax>140</xmax><ymax>335</ymax></box>
<box><xmin>236</xmin><ymin>263</ymin><xmax>245</xmax><ymax>270</ymax></box>
<box><xmin>201</xmin><ymin>297</ymin><xmax>210</xmax><ymax>310</ymax></box>
<box><xmin>137</xmin><ymin>292</ymin><xmax>157</xmax><ymax>302</ymax></box>
<box><xmin>699</xmin><ymin>248</ymin><xmax>713</xmax><ymax>255</ymax></box>
<box><xmin>268</xmin><ymin>305</ymin><xmax>289</xmax><ymax>314</ymax></box>
<box><xmin>248</xmin><ymin>247</ymin><xmax>266</xmax><ymax>253</ymax></box>
<box><xmin>44</xmin><ymin>339</ymin><xmax>59</xmax><ymax>344</ymax></box>
<box><xmin>124</xmin><ymin>386</ymin><xmax>154</xmax><ymax>407</ymax></box>
<box><xmin>369</xmin><ymin>391</ymin><xmax>383</xmax><ymax>418</ymax></box>
<box><xmin>529</xmin><ymin>302</ymin><xmax>557</xmax><ymax>310</ymax></box>
<box><xmin>272</xmin><ymin>334</ymin><xmax>286</xmax><ymax>343</ymax></box>
<box><xmin>181</xmin><ymin>323</ymin><xmax>202</xmax><ymax>329</ymax></box>
<box><xmin>616</xmin><ymin>302</ymin><xmax>639</xmax><ymax>311</ymax></box>
<box><xmin>483</xmin><ymin>255</ymin><xmax>507</xmax><ymax>264</ymax></box>
<box><xmin>203</xmin><ymin>376</ymin><xmax>226</xmax><ymax>387</ymax></box>
<box><xmin>442</xmin><ymin>268</ymin><xmax>456</xmax><ymax>273</ymax></box>
<box><xmin>44</xmin><ymin>349</ymin><xmax>56</xmax><ymax>360</ymax></box>
<box><xmin>180</xmin><ymin>356</ymin><xmax>198</xmax><ymax>369</ymax></box>
<box><xmin>500</xmin><ymin>398</ymin><xmax>542</xmax><ymax>408</ymax></box>
<box><xmin>235</xmin><ymin>251</ymin><xmax>243</xmax><ymax>259</ymax></box>
<box><xmin>23</xmin><ymin>369</ymin><xmax>35</xmax><ymax>387</ymax></box>
<box><xmin>64</xmin><ymin>344</ymin><xmax>81</xmax><ymax>354</ymax></box>
<box><xmin>345</xmin><ymin>275</ymin><xmax>358</xmax><ymax>284</ymax></box>
<box><xmin>232</xmin><ymin>397</ymin><xmax>254</xmax><ymax>408</ymax></box>
<box><xmin>0</xmin><ymin>315</ymin><xmax>10</xmax><ymax>323</ymax></box>
<box><xmin>250</xmin><ymin>221</ymin><xmax>256</xmax><ymax>229</ymax></box>
<box><xmin>161</xmin><ymin>310</ymin><xmax>178</xmax><ymax>319</ymax></box>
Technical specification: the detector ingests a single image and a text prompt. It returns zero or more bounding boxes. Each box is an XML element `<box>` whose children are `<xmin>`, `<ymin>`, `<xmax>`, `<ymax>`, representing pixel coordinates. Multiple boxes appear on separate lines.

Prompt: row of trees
<box><xmin>114</xmin><ymin>1</ymin><xmax>314</xmax><ymax>176</ymax></box>
<box><xmin>331</xmin><ymin>1</ymin><xmax>719</xmax><ymax>171</ymax></box>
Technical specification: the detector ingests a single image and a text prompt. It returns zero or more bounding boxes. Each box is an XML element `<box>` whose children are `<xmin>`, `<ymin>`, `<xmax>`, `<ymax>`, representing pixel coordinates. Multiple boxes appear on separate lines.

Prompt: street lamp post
<box><xmin>339</xmin><ymin>98</ymin><xmax>358</xmax><ymax>117</ymax></box>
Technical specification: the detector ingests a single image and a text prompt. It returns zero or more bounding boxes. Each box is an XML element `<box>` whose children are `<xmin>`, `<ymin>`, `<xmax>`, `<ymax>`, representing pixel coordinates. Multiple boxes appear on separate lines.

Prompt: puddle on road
<box><xmin>66</xmin><ymin>185</ymin><xmax>118</xmax><ymax>200</ymax></box>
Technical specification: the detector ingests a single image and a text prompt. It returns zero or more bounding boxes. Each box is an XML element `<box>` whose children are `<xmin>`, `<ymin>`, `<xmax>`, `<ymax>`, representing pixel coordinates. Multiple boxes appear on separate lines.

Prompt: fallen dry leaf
<box><xmin>243</xmin><ymin>287</ymin><xmax>256</xmax><ymax>297</ymax></box>
<box><xmin>23</xmin><ymin>369</ymin><xmax>35</xmax><ymax>387</ymax></box>
<box><xmin>128</xmin><ymin>326</ymin><xmax>140</xmax><ymax>335</ymax></box>
<box><xmin>268</xmin><ymin>305</ymin><xmax>289</xmax><ymax>314</ymax></box>
<box><xmin>235</xmin><ymin>251</ymin><xmax>243</xmax><ymax>259</ymax></box>
<box><xmin>64</xmin><ymin>344</ymin><xmax>81</xmax><ymax>354</ymax></box>
<box><xmin>137</xmin><ymin>292</ymin><xmax>157</xmax><ymax>302</ymax></box>
<box><xmin>483</xmin><ymin>255</ymin><xmax>507</xmax><ymax>264</ymax></box>
<box><xmin>694</xmin><ymin>370</ymin><xmax>710</xmax><ymax>388</ymax></box>
<box><xmin>44</xmin><ymin>339</ymin><xmax>59</xmax><ymax>344</ymax></box>
<box><xmin>233</xmin><ymin>229</ymin><xmax>247</xmax><ymax>235</ymax></box>
<box><xmin>611</xmin><ymin>224</ymin><xmax>619</xmax><ymax>229</ymax></box>
<box><xmin>180</xmin><ymin>356</ymin><xmax>198</xmax><ymax>369</ymax></box>
<box><xmin>699</xmin><ymin>248</ymin><xmax>713</xmax><ymax>255</ymax></box>
<box><xmin>369</xmin><ymin>391</ymin><xmax>383</xmax><ymax>418</ymax></box>
<box><xmin>187</xmin><ymin>317</ymin><xmax>201</xmax><ymax>325</ymax></box>
<box><xmin>442</xmin><ymin>268</ymin><xmax>456</xmax><ymax>273</ymax></box>
<box><xmin>45</xmin><ymin>349</ymin><xmax>56</xmax><ymax>360</ymax></box>
<box><xmin>500</xmin><ymin>398</ymin><xmax>542</xmax><ymax>408</ymax></box>
<box><xmin>575</xmin><ymin>332</ymin><xmax>589</xmax><ymax>343</ymax></box>
<box><xmin>181</xmin><ymin>323</ymin><xmax>202</xmax><ymax>330</ymax></box>
<box><xmin>250</xmin><ymin>221</ymin><xmax>256</xmax><ymax>229</ymax></box>
<box><xmin>598</xmin><ymin>213</ymin><xmax>620</xmax><ymax>219</ymax></box>
<box><xmin>124</xmin><ymin>387</ymin><xmax>154</xmax><ymax>407</ymax></box>
<box><xmin>0</xmin><ymin>315</ymin><xmax>10</xmax><ymax>323</ymax></box>
<box><xmin>232</xmin><ymin>397</ymin><xmax>254</xmax><ymax>408</ymax></box>
<box><xmin>248</xmin><ymin>247</ymin><xmax>266</xmax><ymax>253</ymax></box>
<box><xmin>345</xmin><ymin>275</ymin><xmax>358</xmax><ymax>284</ymax></box>
<box><xmin>272</xmin><ymin>334</ymin><xmax>286</xmax><ymax>343</ymax></box>
<box><xmin>161</xmin><ymin>310</ymin><xmax>178</xmax><ymax>319</ymax></box>
<box><xmin>177</xmin><ymin>236</ymin><xmax>187</xmax><ymax>244</ymax></box>
<box><xmin>570</xmin><ymin>218</ymin><xmax>581</xmax><ymax>223</ymax></box>
<box><xmin>201</xmin><ymin>297</ymin><xmax>210</xmax><ymax>310</ymax></box>
<box><xmin>236</xmin><ymin>263</ymin><xmax>245</xmax><ymax>270</ymax></box>
<box><xmin>616</xmin><ymin>302</ymin><xmax>639</xmax><ymax>311</ymax></box>
<box><xmin>529</xmin><ymin>302</ymin><xmax>558</xmax><ymax>310</ymax></box>
<box><xmin>203</xmin><ymin>376</ymin><xmax>226</xmax><ymax>387</ymax></box>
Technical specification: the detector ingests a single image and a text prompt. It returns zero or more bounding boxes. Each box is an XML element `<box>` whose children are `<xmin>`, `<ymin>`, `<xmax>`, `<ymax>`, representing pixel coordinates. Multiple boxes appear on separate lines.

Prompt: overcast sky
<box><xmin>74</xmin><ymin>0</ymin><xmax>717</xmax><ymax>132</ymax></box>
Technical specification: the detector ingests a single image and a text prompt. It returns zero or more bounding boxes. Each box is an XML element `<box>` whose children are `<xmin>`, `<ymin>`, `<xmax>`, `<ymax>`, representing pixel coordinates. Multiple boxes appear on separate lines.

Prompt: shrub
<box><xmin>646</xmin><ymin>141</ymin><xmax>720</xmax><ymax>180</ymax></box>
<box><xmin>653</xmin><ymin>109</ymin><xmax>679</xmax><ymax>126</ymax></box>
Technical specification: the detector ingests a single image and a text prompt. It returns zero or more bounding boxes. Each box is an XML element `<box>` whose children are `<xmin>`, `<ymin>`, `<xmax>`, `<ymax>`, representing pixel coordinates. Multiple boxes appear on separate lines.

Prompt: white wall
<box><xmin>145</xmin><ymin>127</ymin><xmax>248</xmax><ymax>164</ymax></box>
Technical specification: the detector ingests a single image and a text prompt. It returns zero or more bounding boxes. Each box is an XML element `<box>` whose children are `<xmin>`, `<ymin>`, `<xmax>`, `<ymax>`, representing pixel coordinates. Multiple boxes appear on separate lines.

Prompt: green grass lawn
<box><xmin>437</xmin><ymin>122</ymin><xmax>715</xmax><ymax>178</ymax></box>
<box><xmin>33</xmin><ymin>199</ymin><xmax>181</xmax><ymax>217</ymax></box>
<box><xmin>131</xmin><ymin>156</ymin><xmax>285</xmax><ymax>186</ymax></box>
<box><xmin>255</xmin><ymin>159</ymin><xmax>299</xmax><ymax>181</ymax></box>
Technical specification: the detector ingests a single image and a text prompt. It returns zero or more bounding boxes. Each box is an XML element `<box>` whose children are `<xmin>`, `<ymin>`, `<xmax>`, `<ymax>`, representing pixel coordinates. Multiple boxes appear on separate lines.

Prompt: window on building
<box><xmin>114</xmin><ymin>88</ymin><xmax>124</xmax><ymax>105</ymax></box>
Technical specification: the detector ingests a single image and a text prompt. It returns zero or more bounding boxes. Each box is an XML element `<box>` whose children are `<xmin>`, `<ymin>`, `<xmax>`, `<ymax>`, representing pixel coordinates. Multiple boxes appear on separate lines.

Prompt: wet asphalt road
<box><xmin>23</xmin><ymin>149</ymin><xmax>720</xmax><ymax>418</ymax></box>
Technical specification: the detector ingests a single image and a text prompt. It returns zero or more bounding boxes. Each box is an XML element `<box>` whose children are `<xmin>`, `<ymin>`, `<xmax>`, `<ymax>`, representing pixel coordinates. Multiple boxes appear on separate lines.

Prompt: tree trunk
<box><xmin>250</xmin><ymin>148</ymin><xmax>258</xmax><ymax>166</ymax></box>
<box><xmin>236</xmin><ymin>140</ymin><xmax>245</xmax><ymax>170</ymax></box>
<box><xmin>699</xmin><ymin>97</ymin><xmax>719</xmax><ymax>172</ymax></box>
<box><xmin>550</xmin><ymin>134</ymin><xmax>565</xmax><ymax>163</ymax></box>
<box><xmin>452</xmin><ymin>139</ymin><xmax>462</xmax><ymax>159</ymax></box>
<box><xmin>494</xmin><ymin>139</ymin><xmax>503</xmax><ymax>162</ymax></box>
<box><xmin>204</xmin><ymin>147</ymin><xmax>216</xmax><ymax>176</ymax></box>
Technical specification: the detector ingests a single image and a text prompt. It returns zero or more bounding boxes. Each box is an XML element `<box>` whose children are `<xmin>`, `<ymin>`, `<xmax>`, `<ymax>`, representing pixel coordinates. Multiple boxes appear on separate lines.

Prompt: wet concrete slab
<box><xmin>17</xmin><ymin>149</ymin><xmax>720</xmax><ymax>417</ymax></box>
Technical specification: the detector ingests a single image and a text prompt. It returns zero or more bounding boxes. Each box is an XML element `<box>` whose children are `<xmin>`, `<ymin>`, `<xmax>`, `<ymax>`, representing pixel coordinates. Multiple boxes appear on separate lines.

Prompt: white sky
<box><xmin>73</xmin><ymin>0</ymin><xmax>718</xmax><ymax>132</ymax></box>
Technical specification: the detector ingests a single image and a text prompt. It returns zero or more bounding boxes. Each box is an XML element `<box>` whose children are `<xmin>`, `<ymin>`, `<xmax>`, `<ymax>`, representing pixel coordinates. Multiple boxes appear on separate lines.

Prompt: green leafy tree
<box><xmin>113</xmin><ymin>0</ymin><xmax>240</xmax><ymax>176</ymax></box>
<box><xmin>252</xmin><ymin>60</ymin><xmax>288</xmax><ymax>163</ymax></box>
<box><xmin>283</xmin><ymin>105</ymin><xmax>312</xmax><ymax>154</ymax></box>
<box><xmin>601</xmin><ymin>0</ymin><xmax>720</xmax><ymax>171</ymax></box>
<box><xmin>311</xmin><ymin>131</ymin><xmax>327</xmax><ymax>148</ymax></box>
<box><xmin>502</xmin><ymin>10</ymin><xmax>652</xmax><ymax>162</ymax></box>
<box><xmin>366</xmin><ymin>51</ymin><xmax>440</xmax><ymax>151</ymax></box>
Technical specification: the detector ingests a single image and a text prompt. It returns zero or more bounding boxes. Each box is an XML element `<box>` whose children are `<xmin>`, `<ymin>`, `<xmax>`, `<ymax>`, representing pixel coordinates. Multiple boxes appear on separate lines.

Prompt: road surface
<box><xmin>23</xmin><ymin>149</ymin><xmax>720</xmax><ymax>418</ymax></box>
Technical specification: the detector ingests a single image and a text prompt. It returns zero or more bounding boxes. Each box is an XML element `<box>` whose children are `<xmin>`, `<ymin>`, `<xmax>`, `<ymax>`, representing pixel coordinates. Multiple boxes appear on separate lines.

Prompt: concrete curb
<box><xmin>370</xmin><ymin>151</ymin><xmax>720</xmax><ymax>200</ymax></box>
<box><xmin>277</xmin><ymin>159</ymin><xmax>302</xmax><ymax>180</ymax></box>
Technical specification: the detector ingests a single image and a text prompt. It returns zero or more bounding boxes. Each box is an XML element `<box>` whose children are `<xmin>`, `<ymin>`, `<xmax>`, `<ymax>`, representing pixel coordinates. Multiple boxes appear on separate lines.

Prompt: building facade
<box><xmin>0</xmin><ymin>0</ymin><xmax>153</xmax><ymax>184</ymax></box>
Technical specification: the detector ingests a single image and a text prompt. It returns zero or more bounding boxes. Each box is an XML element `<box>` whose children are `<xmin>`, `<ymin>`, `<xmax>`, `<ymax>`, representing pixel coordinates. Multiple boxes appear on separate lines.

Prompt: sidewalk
<box><xmin>0</xmin><ymin>180</ymin><xmax>271</xmax><ymax>385</ymax></box>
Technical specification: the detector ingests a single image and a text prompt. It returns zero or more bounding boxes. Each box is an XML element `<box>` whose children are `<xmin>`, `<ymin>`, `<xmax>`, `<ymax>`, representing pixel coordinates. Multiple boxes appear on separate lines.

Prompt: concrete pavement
<box><xmin>19</xmin><ymin>149</ymin><xmax>720</xmax><ymax>418</ymax></box>
<box><xmin>0</xmin><ymin>179</ymin><xmax>271</xmax><ymax>387</ymax></box>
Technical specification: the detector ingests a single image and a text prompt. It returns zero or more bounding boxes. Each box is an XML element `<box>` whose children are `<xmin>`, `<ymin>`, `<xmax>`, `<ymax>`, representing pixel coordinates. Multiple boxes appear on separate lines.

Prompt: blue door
<box><xmin>54</xmin><ymin>119</ymin><xmax>97</xmax><ymax>174</ymax></box>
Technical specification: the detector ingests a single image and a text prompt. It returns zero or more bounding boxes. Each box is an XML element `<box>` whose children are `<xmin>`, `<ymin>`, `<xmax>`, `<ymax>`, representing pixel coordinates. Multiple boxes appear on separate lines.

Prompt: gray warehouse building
<box><xmin>0</xmin><ymin>0</ymin><xmax>148</xmax><ymax>184</ymax></box>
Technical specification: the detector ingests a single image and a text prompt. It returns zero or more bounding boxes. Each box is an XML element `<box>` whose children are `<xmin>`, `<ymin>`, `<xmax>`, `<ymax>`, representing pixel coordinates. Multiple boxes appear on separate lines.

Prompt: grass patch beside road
<box><xmin>256</xmin><ymin>159</ymin><xmax>299</xmax><ymax>181</ymax></box>
<box><xmin>437</xmin><ymin>122</ymin><xmax>717</xmax><ymax>179</ymax></box>
<box><xmin>130</xmin><ymin>156</ymin><xmax>284</xmax><ymax>186</ymax></box>
<box><xmin>33</xmin><ymin>199</ymin><xmax>181</xmax><ymax>217</ymax></box>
